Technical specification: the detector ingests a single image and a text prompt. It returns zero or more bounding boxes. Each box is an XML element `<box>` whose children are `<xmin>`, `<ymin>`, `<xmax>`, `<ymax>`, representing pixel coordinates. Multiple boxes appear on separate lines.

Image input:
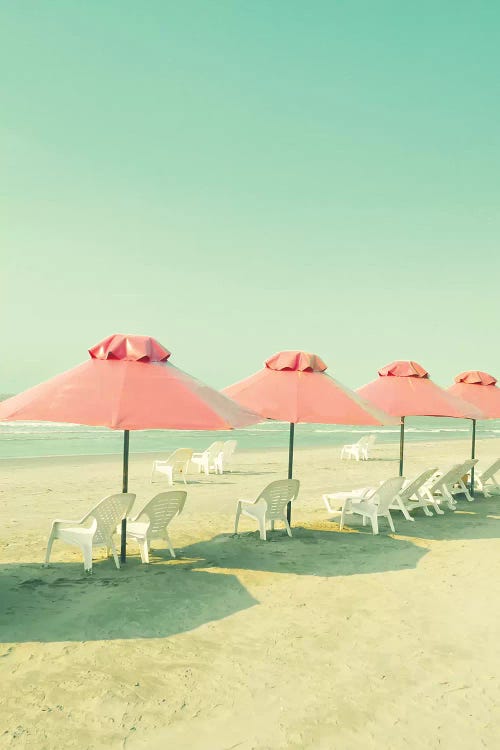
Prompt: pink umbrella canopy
<box><xmin>358</xmin><ymin>361</ymin><xmax>483</xmax><ymax>419</ymax></box>
<box><xmin>224</xmin><ymin>350</ymin><xmax>397</xmax><ymax>425</ymax></box>
<box><xmin>0</xmin><ymin>333</ymin><xmax>260</xmax><ymax>561</ymax></box>
<box><xmin>224</xmin><ymin>350</ymin><xmax>397</xmax><ymax>522</ymax></box>
<box><xmin>448</xmin><ymin>371</ymin><xmax>500</xmax><ymax>418</ymax></box>
<box><xmin>0</xmin><ymin>333</ymin><xmax>258</xmax><ymax>430</ymax></box>
<box><xmin>357</xmin><ymin>360</ymin><xmax>483</xmax><ymax>476</ymax></box>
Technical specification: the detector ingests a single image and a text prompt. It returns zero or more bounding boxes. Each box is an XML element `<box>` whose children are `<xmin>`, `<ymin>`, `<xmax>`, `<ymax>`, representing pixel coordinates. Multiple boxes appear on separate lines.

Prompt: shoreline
<box><xmin>0</xmin><ymin>435</ymin><xmax>489</xmax><ymax>469</ymax></box>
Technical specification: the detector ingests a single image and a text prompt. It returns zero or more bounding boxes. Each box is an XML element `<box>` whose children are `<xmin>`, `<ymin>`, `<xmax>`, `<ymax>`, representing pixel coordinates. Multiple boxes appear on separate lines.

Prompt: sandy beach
<box><xmin>1</xmin><ymin>437</ymin><xmax>500</xmax><ymax>749</ymax></box>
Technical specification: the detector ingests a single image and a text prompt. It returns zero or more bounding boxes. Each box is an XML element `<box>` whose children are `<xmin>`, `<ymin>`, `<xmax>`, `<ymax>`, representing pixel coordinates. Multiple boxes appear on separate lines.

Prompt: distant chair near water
<box><xmin>151</xmin><ymin>448</ymin><xmax>193</xmax><ymax>485</ymax></box>
<box><xmin>191</xmin><ymin>441</ymin><xmax>225</xmax><ymax>475</ymax></box>
<box><xmin>216</xmin><ymin>439</ymin><xmax>238</xmax><ymax>474</ymax></box>
<box><xmin>340</xmin><ymin>434</ymin><xmax>376</xmax><ymax>461</ymax></box>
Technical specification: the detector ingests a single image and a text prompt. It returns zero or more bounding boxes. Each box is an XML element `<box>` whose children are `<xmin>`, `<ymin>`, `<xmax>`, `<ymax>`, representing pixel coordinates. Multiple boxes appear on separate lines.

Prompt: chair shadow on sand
<box><xmin>390</xmin><ymin>491</ymin><xmax>500</xmax><ymax>542</ymax></box>
<box><xmin>0</xmin><ymin>560</ymin><xmax>257</xmax><ymax>644</ymax></box>
<box><xmin>180</xmin><ymin>524</ymin><xmax>429</xmax><ymax>579</ymax></box>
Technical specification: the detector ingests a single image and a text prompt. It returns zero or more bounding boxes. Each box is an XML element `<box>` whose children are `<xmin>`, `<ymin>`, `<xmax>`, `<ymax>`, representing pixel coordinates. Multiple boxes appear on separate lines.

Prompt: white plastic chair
<box><xmin>44</xmin><ymin>493</ymin><xmax>136</xmax><ymax>573</ymax></box>
<box><xmin>323</xmin><ymin>487</ymin><xmax>371</xmax><ymax>527</ymax></box>
<box><xmin>348</xmin><ymin>476</ymin><xmax>405</xmax><ymax>534</ymax></box>
<box><xmin>475</xmin><ymin>458</ymin><xmax>500</xmax><ymax>497</ymax></box>
<box><xmin>235</xmin><ymin>479</ymin><xmax>300</xmax><ymax>541</ymax></box>
<box><xmin>151</xmin><ymin>448</ymin><xmax>193</xmax><ymax>485</ymax></box>
<box><xmin>340</xmin><ymin>434</ymin><xmax>376</xmax><ymax>461</ymax></box>
<box><xmin>191</xmin><ymin>441</ymin><xmax>225</xmax><ymax>476</ymax></box>
<box><xmin>216</xmin><ymin>439</ymin><xmax>238</xmax><ymax>474</ymax></box>
<box><xmin>124</xmin><ymin>490</ymin><xmax>187</xmax><ymax>562</ymax></box>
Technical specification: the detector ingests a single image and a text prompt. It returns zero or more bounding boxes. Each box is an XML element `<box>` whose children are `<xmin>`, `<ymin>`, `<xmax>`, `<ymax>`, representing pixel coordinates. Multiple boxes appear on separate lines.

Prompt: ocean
<box><xmin>0</xmin><ymin>417</ymin><xmax>499</xmax><ymax>459</ymax></box>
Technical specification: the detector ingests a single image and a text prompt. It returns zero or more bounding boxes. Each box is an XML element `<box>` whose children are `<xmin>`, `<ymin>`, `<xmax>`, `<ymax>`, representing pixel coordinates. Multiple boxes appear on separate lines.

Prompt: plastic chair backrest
<box><xmin>356</xmin><ymin>435</ymin><xmax>371</xmax><ymax>447</ymax></box>
<box><xmin>430</xmin><ymin>464</ymin><xmax>462</xmax><ymax>491</ymax></box>
<box><xmin>258</xmin><ymin>479</ymin><xmax>300</xmax><ymax>519</ymax></box>
<box><xmin>206</xmin><ymin>441</ymin><xmax>224</xmax><ymax>459</ymax></box>
<box><xmin>365</xmin><ymin>434</ymin><xmax>377</xmax><ymax>447</ymax></box>
<box><xmin>88</xmin><ymin>493</ymin><xmax>136</xmax><ymax>545</ymax></box>
<box><xmin>138</xmin><ymin>491</ymin><xmax>187</xmax><ymax>536</ymax></box>
<box><xmin>459</xmin><ymin>458</ymin><xmax>478</xmax><ymax>475</ymax></box>
<box><xmin>371</xmin><ymin>477</ymin><xmax>405</xmax><ymax>514</ymax></box>
<box><xmin>481</xmin><ymin>458</ymin><xmax>500</xmax><ymax>482</ymax></box>
<box><xmin>167</xmin><ymin>448</ymin><xmax>194</xmax><ymax>470</ymax></box>
<box><xmin>400</xmin><ymin>468</ymin><xmax>438</xmax><ymax>501</ymax></box>
<box><xmin>222</xmin><ymin>439</ymin><xmax>237</xmax><ymax>461</ymax></box>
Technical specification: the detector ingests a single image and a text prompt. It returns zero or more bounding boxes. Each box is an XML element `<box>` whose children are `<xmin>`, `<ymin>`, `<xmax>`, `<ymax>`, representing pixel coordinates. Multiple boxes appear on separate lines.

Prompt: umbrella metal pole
<box><xmin>121</xmin><ymin>430</ymin><xmax>130</xmax><ymax>563</ymax></box>
<box><xmin>399</xmin><ymin>416</ymin><xmax>405</xmax><ymax>477</ymax></box>
<box><xmin>287</xmin><ymin>422</ymin><xmax>295</xmax><ymax>523</ymax></box>
<box><xmin>470</xmin><ymin>419</ymin><xmax>476</xmax><ymax>498</ymax></box>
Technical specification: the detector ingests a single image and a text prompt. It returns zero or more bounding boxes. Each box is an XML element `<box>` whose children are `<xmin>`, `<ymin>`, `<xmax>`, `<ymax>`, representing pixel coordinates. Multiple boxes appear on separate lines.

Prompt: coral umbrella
<box><xmin>223</xmin><ymin>350</ymin><xmax>398</xmax><ymax>521</ymax></box>
<box><xmin>357</xmin><ymin>361</ymin><xmax>483</xmax><ymax>477</ymax></box>
<box><xmin>448</xmin><ymin>371</ymin><xmax>500</xmax><ymax>494</ymax></box>
<box><xmin>0</xmin><ymin>334</ymin><xmax>259</xmax><ymax>561</ymax></box>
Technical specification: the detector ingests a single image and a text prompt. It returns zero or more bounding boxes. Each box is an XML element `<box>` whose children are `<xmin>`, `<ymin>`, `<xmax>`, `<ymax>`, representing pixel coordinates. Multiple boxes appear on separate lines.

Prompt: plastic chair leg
<box><xmin>258</xmin><ymin>517</ymin><xmax>267</xmax><ymax>541</ymax></box>
<box><xmin>234</xmin><ymin>502</ymin><xmax>242</xmax><ymax>534</ymax></box>
<box><xmin>109</xmin><ymin>538</ymin><xmax>121</xmax><ymax>569</ymax></box>
<box><xmin>164</xmin><ymin>530</ymin><xmax>175</xmax><ymax>558</ymax></box>
<box><xmin>44</xmin><ymin>531</ymin><xmax>56</xmax><ymax>566</ymax></box>
<box><xmin>82</xmin><ymin>542</ymin><xmax>93</xmax><ymax>573</ymax></box>
<box><xmin>386</xmin><ymin>512</ymin><xmax>395</xmax><ymax>533</ymax></box>
<box><xmin>138</xmin><ymin>538</ymin><xmax>149</xmax><ymax>564</ymax></box>
<box><xmin>396</xmin><ymin>497</ymin><xmax>414</xmax><ymax>521</ymax></box>
<box><xmin>371</xmin><ymin>515</ymin><xmax>378</xmax><ymax>535</ymax></box>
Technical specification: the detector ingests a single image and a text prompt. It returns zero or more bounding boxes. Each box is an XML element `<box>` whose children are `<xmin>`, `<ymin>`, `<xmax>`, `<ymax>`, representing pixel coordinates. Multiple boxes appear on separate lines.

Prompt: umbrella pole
<box><xmin>470</xmin><ymin>419</ymin><xmax>476</xmax><ymax>498</ymax></box>
<box><xmin>120</xmin><ymin>429</ymin><xmax>130</xmax><ymax>563</ymax></box>
<box><xmin>399</xmin><ymin>416</ymin><xmax>405</xmax><ymax>477</ymax></box>
<box><xmin>287</xmin><ymin>422</ymin><xmax>295</xmax><ymax>523</ymax></box>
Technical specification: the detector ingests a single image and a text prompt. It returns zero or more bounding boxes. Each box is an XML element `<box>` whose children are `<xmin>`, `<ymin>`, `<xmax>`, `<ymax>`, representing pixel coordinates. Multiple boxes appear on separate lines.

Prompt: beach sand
<box><xmin>1</xmin><ymin>437</ymin><xmax>500</xmax><ymax>749</ymax></box>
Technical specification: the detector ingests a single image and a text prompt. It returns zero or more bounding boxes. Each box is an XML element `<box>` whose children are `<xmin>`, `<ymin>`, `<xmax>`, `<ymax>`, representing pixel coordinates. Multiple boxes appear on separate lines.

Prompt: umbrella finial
<box><xmin>454</xmin><ymin>371</ymin><xmax>497</xmax><ymax>386</ymax></box>
<box><xmin>89</xmin><ymin>334</ymin><xmax>171</xmax><ymax>362</ymax></box>
<box><xmin>378</xmin><ymin>361</ymin><xmax>429</xmax><ymax>378</ymax></box>
<box><xmin>265</xmin><ymin>351</ymin><xmax>327</xmax><ymax>372</ymax></box>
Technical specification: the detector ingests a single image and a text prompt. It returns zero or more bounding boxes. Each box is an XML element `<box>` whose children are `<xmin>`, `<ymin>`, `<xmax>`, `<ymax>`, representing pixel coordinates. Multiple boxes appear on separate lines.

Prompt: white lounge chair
<box><xmin>348</xmin><ymin>476</ymin><xmax>405</xmax><ymax>534</ymax></box>
<box><xmin>151</xmin><ymin>448</ymin><xmax>193</xmax><ymax>485</ymax></box>
<box><xmin>124</xmin><ymin>490</ymin><xmax>187</xmax><ymax>562</ymax></box>
<box><xmin>234</xmin><ymin>479</ymin><xmax>300</xmax><ymax>541</ymax></box>
<box><xmin>44</xmin><ymin>493</ymin><xmax>136</xmax><ymax>573</ymax></box>
<box><xmin>191</xmin><ymin>441</ymin><xmax>224</xmax><ymax>476</ymax></box>
<box><xmin>390</xmin><ymin>467</ymin><xmax>439</xmax><ymax>518</ymax></box>
<box><xmin>340</xmin><ymin>434</ymin><xmax>376</xmax><ymax>461</ymax></box>
<box><xmin>421</xmin><ymin>460</ymin><xmax>478</xmax><ymax>511</ymax></box>
<box><xmin>216</xmin><ymin>439</ymin><xmax>238</xmax><ymax>474</ymax></box>
<box><xmin>475</xmin><ymin>458</ymin><xmax>500</xmax><ymax>497</ymax></box>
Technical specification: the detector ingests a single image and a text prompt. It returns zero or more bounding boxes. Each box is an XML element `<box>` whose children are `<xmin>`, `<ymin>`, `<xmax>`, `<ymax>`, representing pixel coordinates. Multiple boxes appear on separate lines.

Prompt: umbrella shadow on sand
<box><xmin>390</xmin><ymin>492</ymin><xmax>500</xmax><ymax>542</ymax></box>
<box><xmin>0</xmin><ymin>560</ymin><xmax>257</xmax><ymax>644</ymax></box>
<box><xmin>180</xmin><ymin>524</ymin><xmax>429</xmax><ymax>578</ymax></box>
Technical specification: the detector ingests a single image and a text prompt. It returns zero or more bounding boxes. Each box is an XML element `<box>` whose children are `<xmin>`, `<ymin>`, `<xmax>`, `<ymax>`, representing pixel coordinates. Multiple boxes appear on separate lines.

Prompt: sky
<box><xmin>2</xmin><ymin>1</ymin><xmax>500</xmax><ymax>394</ymax></box>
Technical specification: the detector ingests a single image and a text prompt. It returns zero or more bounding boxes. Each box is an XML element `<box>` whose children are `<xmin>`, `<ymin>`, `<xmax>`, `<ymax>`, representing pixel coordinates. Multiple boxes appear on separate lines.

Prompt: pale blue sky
<box><xmin>2</xmin><ymin>1</ymin><xmax>499</xmax><ymax>394</ymax></box>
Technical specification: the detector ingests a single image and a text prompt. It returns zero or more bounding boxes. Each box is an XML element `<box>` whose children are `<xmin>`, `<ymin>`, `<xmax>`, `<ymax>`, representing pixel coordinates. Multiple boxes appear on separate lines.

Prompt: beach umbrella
<box><xmin>357</xmin><ymin>361</ymin><xmax>483</xmax><ymax>477</ymax></box>
<box><xmin>223</xmin><ymin>350</ymin><xmax>398</xmax><ymax>521</ymax></box>
<box><xmin>447</xmin><ymin>371</ymin><xmax>500</xmax><ymax>494</ymax></box>
<box><xmin>0</xmin><ymin>333</ymin><xmax>259</xmax><ymax>561</ymax></box>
